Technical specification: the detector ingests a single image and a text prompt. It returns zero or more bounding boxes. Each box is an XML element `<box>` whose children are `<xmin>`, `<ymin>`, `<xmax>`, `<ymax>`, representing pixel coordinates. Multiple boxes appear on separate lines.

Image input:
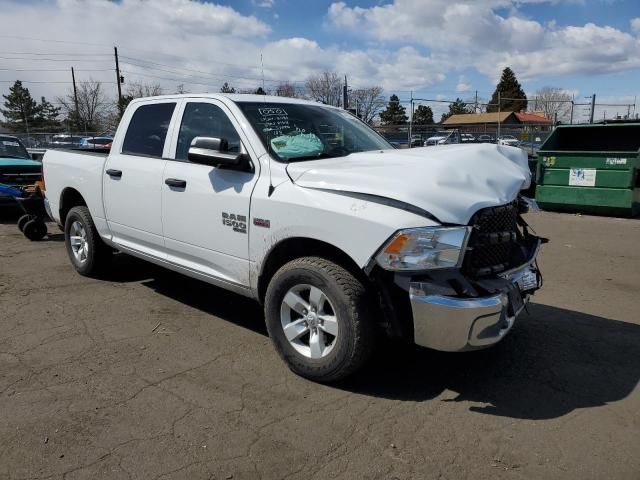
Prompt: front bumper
<box><xmin>409</xmin><ymin>256</ymin><xmax>541</xmax><ymax>352</ymax></box>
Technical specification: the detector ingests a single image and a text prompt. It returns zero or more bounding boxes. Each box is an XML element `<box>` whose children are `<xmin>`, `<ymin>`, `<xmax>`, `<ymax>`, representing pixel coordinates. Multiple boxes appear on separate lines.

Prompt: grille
<box><xmin>463</xmin><ymin>203</ymin><xmax>519</xmax><ymax>277</ymax></box>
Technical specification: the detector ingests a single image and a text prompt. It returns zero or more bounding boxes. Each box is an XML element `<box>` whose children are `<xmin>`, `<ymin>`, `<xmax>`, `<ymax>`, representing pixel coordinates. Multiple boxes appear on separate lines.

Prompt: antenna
<box><xmin>260</xmin><ymin>53</ymin><xmax>265</xmax><ymax>92</ymax></box>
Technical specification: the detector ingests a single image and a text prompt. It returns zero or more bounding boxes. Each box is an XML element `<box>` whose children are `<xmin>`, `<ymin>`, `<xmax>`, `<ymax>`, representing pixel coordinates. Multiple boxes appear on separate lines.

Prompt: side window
<box><xmin>176</xmin><ymin>102</ymin><xmax>241</xmax><ymax>161</ymax></box>
<box><xmin>122</xmin><ymin>102</ymin><xmax>176</xmax><ymax>157</ymax></box>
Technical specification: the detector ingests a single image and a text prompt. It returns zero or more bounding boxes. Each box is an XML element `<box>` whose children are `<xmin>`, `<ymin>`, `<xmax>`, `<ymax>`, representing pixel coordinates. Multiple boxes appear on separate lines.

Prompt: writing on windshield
<box><xmin>237</xmin><ymin>102</ymin><xmax>391</xmax><ymax>161</ymax></box>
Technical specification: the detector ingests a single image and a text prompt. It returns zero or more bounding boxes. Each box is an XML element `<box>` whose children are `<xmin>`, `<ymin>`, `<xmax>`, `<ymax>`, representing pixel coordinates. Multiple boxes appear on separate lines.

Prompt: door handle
<box><xmin>105</xmin><ymin>169</ymin><xmax>122</xmax><ymax>178</ymax></box>
<box><xmin>165</xmin><ymin>178</ymin><xmax>187</xmax><ymax>188</ymax></box>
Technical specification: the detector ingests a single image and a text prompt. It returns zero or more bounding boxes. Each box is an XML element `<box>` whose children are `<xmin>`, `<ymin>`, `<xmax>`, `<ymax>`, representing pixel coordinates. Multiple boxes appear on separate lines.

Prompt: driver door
<box><xmin>161</xmin><ymin>99</ymin><xmax>258</xmax><ymax>288</ymax></box>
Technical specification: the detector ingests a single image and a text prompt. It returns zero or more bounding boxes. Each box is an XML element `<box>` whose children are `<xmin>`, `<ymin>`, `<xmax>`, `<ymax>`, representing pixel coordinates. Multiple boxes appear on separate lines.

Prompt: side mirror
<box><xmin>187</xmin><ymin>136</ymin><xmax>243</xmax><ymax>167</ymax></box>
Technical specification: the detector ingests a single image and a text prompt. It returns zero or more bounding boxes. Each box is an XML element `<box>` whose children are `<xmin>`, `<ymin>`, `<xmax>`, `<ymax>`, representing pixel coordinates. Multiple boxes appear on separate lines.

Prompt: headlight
<box><xmin>376</xmin><ymin>226</ymin><xmax>471</xmax><ymax>271</ymax></box>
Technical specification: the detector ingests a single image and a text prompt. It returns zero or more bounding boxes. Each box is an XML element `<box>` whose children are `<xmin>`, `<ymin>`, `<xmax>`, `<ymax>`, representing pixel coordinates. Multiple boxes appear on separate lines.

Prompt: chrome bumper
<box><xmin>409</xmin><ymin>262</ymin><xmax>541</xmax><ymax>352</ymax></box>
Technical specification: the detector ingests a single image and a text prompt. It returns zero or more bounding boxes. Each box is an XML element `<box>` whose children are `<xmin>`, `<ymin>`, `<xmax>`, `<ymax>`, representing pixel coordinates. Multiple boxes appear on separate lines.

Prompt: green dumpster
<box><xmin>535</xmin><ymin>123</ymin><xmax>640</xmax><ymax>217</ymax></box>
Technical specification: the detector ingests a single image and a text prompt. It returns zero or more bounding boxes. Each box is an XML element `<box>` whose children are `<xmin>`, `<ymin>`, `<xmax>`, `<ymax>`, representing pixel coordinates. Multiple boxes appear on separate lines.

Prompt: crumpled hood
<box><xmin>286</xmin><ymin>143</ymin><xmax>530</xmax><ymax>225</ymax></box>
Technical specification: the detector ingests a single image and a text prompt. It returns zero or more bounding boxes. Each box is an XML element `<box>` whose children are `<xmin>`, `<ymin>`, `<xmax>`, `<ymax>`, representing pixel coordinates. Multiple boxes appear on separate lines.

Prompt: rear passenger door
<box><xmin>103</xmin><ymin>100</ymin><xmax>178</xmax><ymax>258</ymax></box>
<box><xmin>161</xmin><ymin>99</ymin><xmax>258</xmax><ymax>287</ymax></box>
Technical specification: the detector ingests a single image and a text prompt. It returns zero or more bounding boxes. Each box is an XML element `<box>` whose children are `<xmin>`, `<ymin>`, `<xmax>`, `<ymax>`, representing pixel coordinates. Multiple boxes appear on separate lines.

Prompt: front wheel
<box><xmin>64</xmin><ymin>206</ymin><xmax>111</xmax><ymax>276</ymax></box>
<box><xmin>264</xmin><ymin>257</ymin><xmax>375</xmax><ymax>382</ymax></box>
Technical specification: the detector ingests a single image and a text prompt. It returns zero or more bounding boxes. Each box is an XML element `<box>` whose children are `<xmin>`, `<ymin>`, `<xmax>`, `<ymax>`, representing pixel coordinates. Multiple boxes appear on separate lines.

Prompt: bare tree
<box><xmin>175</xmin><ymin>84</ymin><xmax>188</xmax><ymax>94</ymax></box>
<box><xmin>352</xmin><ymin>86</ymin><xmax>385</xmax><ymax>123</ymax></box>
<box><xmin>275</xmin><ymin>82</ymin><xmax>301</xmax><ymax>98</ymax></box>
<box><xmin>57</xmin><ymin>79</ymin><xmax>111</xmax><ymax>132</ymax></box>
<box><xmin>305</xmin><ymin>71</ymin><xmax>342</xmax><ymax>107</ymax></box>
<box><xmin>125</xmin><ymin>81</ymin><xmax>163</xmax><ymax>99</ymax></box>
<box><xmin>533</xmin><ymin>87</ymin><xmax>572</xmax><ymax>121</ymax></box>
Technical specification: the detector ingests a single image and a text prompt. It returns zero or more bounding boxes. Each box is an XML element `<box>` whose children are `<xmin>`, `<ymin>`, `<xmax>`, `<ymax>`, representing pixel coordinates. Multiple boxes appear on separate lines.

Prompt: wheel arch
<box><xmin>257</xmin><ymin>237</ymin><xmax>369</xmax><ymax>304</ymax></box>
<box><xmin>59</xmin><ymin>187</ymin><xmax>87</xmax><ymax>226</ymax></box>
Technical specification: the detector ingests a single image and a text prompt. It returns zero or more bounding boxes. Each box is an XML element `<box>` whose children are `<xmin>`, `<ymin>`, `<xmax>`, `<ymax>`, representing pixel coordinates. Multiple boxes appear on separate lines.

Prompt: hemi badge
<box><xmin>253</xmin><ymin>218</ymin><xmax>271</xmax><ymax>228</ymax></box>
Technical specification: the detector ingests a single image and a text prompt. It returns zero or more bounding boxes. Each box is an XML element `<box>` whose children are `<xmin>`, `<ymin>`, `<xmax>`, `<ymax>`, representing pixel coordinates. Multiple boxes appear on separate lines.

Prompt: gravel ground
<box><xmin>1</xmin><ymin>209</ymin><xmax>639</xmax><ymax>480</ymax></box>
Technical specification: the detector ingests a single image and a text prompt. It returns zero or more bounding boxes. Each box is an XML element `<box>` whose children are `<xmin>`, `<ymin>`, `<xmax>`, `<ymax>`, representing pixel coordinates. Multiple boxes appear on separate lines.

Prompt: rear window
<box><xmin>122</xmin><ymin>103</ymin><xmax>176</xmax><ymax>157</ymax></box>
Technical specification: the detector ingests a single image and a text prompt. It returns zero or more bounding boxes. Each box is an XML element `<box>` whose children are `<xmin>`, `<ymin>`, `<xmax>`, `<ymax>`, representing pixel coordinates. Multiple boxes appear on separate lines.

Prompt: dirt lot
<box><xmin>1</xmin><ymin>210</ymin><xmax>639</xmax><ymax>480</ymax></box>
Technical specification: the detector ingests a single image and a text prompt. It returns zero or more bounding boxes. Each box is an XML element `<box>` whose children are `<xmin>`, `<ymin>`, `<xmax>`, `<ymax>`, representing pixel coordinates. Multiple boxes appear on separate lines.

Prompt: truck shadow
<box><xmin>341</xmin><ymin>303</ymin><xmax>640</xmax><ymax>420</ymax></box>
<box><xmin>105</xmin><ymin>257</ymin><xmax>639</xmax><ymax>421</ymax></box>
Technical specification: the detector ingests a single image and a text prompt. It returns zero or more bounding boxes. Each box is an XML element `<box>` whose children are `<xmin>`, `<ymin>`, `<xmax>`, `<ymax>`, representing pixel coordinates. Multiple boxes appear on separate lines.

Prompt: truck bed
<box><xmin>42</xmin><ymin>148</ymin><xmax>109</xmax><ymax>226</ymax></box>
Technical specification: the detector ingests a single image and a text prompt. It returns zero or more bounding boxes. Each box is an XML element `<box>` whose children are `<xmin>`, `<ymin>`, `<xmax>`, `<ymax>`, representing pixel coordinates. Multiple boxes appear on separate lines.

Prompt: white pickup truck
<box><xmin>43</xmin><ymin>94</ymin><xmax>543</xmax><ymax>382</ymax></box>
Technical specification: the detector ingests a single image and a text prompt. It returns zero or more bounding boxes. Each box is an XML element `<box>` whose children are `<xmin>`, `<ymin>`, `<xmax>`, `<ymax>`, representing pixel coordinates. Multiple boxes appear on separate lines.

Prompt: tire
<box><xmin>22</xmin><ymin>219</ymin><xmax>47</xmax><ymax>241</ymax></box>
<box><xmin>17</xmin><ymin>214</ymin><xmax>34</xmax><ymax>232</ymax></box>
<box><xmin>64</xmin><ymin>206</ymin><xmax>111</xmax><ymax>276</ymax></box>
<box><xmin>264</xmin><ymin>257</ymin><xmax>375</xmax><ymax>382</ymax></box>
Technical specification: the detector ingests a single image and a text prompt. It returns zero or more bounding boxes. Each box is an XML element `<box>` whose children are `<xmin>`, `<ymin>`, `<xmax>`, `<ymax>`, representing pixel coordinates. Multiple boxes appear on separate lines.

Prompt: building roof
<box><xmin>442</xmin><ymin>112</ymin><xmax>514</xmax><ymax>125</ymax></box>
<box><xmin>514</xmin><ymin>112</ymin><xmax>553</xmax><ymax>124</ymax></box>
<box><xmin>443</xmin><ymin>111</ymin><xmax>553</xmax><ymax>126</ymax></box>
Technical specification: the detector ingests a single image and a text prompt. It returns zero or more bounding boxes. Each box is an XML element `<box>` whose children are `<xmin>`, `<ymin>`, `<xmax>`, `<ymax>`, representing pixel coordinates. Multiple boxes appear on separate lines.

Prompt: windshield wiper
<box><xmin>287</xmin><ymin>152</ymin><xmax>343</xmax><ymax>162</ymax></box>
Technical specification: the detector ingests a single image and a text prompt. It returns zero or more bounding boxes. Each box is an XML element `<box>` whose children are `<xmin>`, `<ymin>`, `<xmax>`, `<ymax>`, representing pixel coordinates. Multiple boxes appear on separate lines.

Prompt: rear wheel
<box><xmin>264</xmin><ymin>257</ymin><xmax>375</xmax><ymax>382</ymax></box>
<box><xmin>64</xmin><ymin>206</ymin><xmax>111</xmax><ymax>276</ymax></box>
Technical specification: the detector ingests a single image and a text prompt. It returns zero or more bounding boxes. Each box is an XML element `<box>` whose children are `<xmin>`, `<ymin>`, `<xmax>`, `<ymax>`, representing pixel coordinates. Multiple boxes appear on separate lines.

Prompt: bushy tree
<box><xmin>487</xmin><ymin>67</ymin><xmax>527</xmax><ymax>113</ymax></box>
<box><xmin>35</xmin><ymin>97</ymin><xmax>61</xmax><ymax>130</ymax></box>
<box><xmin>412</xmin><ymin>105</ymin><xmax>434</xmax><ymax>125</ymax></box>
<box><xmin>254</xmin><ymin>87</ymin><xmax>267</xmax><ymax>95</ymax></box>
<box><xmin>220</xmin><ymin>82</ymin><xmax>236</xmax><ymax>93</ymax></box>
<box><xmin>379</xmin><ymin>94</ymin><xmax>407</xmax><ymax>125</ymax></box>
<box><xmin>1</xmin><ymin>80</ymin><xmax>39</xmax><ymax>132</ymax></box>
<box><xmin>440</xmin><ymin>98</ymin><xmax>470</xmax><ymax>123</ymax></box>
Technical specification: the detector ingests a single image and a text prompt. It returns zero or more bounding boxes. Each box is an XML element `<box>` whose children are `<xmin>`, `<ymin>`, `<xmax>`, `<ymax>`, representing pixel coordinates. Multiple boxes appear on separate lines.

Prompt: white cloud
<box><xmin>0</xmin><ymin>0</ymin><xmax>445</xmax><ymax>104</ymax></box>
<box><xmin>456</xmin><ymin>77</ymin><xmax>472</xmax><ymax>93</ymax></box>
<box><xmin>253</xmin><ymin>0</ymin><xmax>275</xmax><ymax>8</ymax></box>
<box><xmin>327</xmin><ymin>0</ymin><xmax>640</xmax><ymax>81</ymax></box>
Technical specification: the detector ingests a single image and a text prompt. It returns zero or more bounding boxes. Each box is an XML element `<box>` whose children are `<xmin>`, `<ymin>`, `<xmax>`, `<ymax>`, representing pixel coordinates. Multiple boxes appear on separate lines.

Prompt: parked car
<box><xmin>0</xmin><ymin>135</ymin><xmax>42</xmax><ymax>206</ymax></box>
<box><xmin>43</xmin><ymin>94</ymin><xmax>543</xmax><ymax>382</ymax></box>
<box><xmin>498</xmin><ymin>135</ymin><xmax>519</xmax><ymax>146</ymax></box>
<box><xmin>477</xmin><ymin>134</ymin><xmax>495</xmax><ymax>143</ymax></box>
<box><xmin>410</xmin><ymin>134</ymin><xmax>423</xmax><ymax>147</ymax></box>
<box><xmin>460</xmin><ymin>133</ymin><xmax>476</xmax><ymax>143</ymax></box>
<box><xmin>79</xmin><ymin>136</ymin><xmax>113</xmax><ymax>149</ymax></box>
<box><xmin>50</xmin><ymin>135</ymin><xmax>84</xmax><ymax>148</ymax></box>
<box><xmin>424</xmin><ymin>131</ymin><xmax>460</xmax><ymax>146</ymax></box>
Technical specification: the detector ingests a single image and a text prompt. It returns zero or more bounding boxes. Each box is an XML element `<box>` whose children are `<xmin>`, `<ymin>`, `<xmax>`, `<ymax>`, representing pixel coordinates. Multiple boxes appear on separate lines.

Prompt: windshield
<box><xmin>0</xmin><ymin>136</ymin><xmax>30</xmax><ymax>159</ymax></box>
<box><xmin>236</xmin><ymin>102</ymin><xmax>392</xmax><ymax>161</ymax></box>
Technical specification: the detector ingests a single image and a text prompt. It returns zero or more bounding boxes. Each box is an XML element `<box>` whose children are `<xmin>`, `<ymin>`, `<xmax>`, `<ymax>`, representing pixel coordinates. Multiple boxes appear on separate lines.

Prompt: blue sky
<box><xmin>232</xmin><ymin>0</ymin><xmax>640</xmax><ymax>103</ymax></box>
<box><xmin>0</xmin><ymin>0</ymin><xmax>639</xmax><ymax>121</ymax></box>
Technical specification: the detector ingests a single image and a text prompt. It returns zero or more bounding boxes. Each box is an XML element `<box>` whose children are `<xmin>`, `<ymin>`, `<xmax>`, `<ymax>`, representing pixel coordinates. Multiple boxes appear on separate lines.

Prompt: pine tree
<box><xmin>35</xmin><ymin>97</ymin><xmax>61</xmax><ymax>130</ymax></box>
<box><xmin>220</xmin><ymin>82</ymin><xmax>236</xmax><ymax>94</ymax></box>
<box><xmin>487</xmin><ymin>67</ymin><xmax>527</xmax><ymax>113</ymax></box>
<box><xmin>254</xmin><ymin>87</ymin><xmax>267</xmax><ymax>95</ymax></box>
<box><xmin>379</xmin><ymin>94</ymin><xmax>407</xmax><ymax>125</ymax></box>
<box><xmin>412</xmin><ymin>105</ymin><xmax>434</xmax><ymax>125</ymax></box>
<box><xmin>440</xmin><ymin>98</ymin><xmax>469</xmax><ymax>123</ymax></box>
<box><xmin>1</xmin><ymin>80</ymin><xmax>40</xmax><ymax>132</ymax></box>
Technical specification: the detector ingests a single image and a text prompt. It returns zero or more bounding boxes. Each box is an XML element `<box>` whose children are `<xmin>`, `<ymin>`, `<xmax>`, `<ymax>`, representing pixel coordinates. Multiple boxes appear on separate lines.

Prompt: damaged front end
<box><xmin>372</xmin><ymin>197</ymin><xmax>546</xmax><ymax>352</ymax></box>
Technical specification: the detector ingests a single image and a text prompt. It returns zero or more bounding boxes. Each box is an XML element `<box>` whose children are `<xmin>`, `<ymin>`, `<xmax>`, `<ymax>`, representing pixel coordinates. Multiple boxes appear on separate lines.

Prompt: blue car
<box><xmin>0</xmin><ymin>135</ymin><xmax>42</xmax><ymax>206</ymax></box>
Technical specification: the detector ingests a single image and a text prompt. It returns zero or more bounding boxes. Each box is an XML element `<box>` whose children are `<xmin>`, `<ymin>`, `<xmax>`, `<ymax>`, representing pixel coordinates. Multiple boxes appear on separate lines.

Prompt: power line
<box><xmin>0</xmin><ymin>34</ymin><xmax>111</xmax><ymax>47</ymax></box>
<box><xmin>0</xmin><ymin>79</ymin><xmax>116</xmax><ymax>84</ymax></box>
<box><xmin>0</xmin><ymin>68</ymin><xmax>114</xmax><ymax>72</ymax></box>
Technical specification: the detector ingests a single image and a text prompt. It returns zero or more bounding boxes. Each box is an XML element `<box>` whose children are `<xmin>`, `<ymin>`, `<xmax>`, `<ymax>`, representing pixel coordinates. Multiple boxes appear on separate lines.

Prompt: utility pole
<box><xmin>497</xmin><ymin>91</ymin><xmax>501</xmax><ymax>139</ymax></box>
<box><xmin>589</xmin><ymin>94</ymin><xmax>596</xmax><ymax>124</ymax></box>
<box><xmin>569</xmin><ymin>94</ymin><xmax>574</xmax><ymax>124</ymax></box>
<box><xmin>71</xmin><ymin>66</ymin><xmax>80</xmax><ymax>131</ymax></box>
<box><xmin>474</xmin><ymin>90</ymin><xmax>478</xmax><ymax>113</ymax></box>
<box><xmin>114</xmin><ymin>46</ymin><xmax>123</xmax><ymax>115</ymax></box>
<box><xmin>408</xmin><ymin>92</ymin><xmax>413</xmax><ymax>148</ymax></box>
<box><xmin>343</xmin><ymin>75</ymin><xmax>348</xmax><ymax>110</ymax></box>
